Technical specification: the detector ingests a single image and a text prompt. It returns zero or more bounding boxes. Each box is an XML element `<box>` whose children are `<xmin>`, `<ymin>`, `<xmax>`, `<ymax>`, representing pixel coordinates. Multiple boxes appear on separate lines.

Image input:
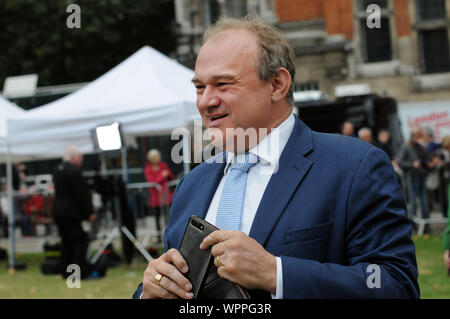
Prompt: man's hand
<box><xmin>445</xmin><ymin>250</ymin><xmax>450</xmax><ymax>271</ymax></box>
<box><xmin>200</xmin><ymin>230</ymin><xmax>277</xmax><ymax>293</ymax></box>
<box><xmin>141</xmin><ymin>248</ymin><xmax>193</xmax><ymax>299</ymax></box>
<box><xmin>161</xmin><ymin>170</ymin><xmax>169</xmax><ymax>178</ymax></box>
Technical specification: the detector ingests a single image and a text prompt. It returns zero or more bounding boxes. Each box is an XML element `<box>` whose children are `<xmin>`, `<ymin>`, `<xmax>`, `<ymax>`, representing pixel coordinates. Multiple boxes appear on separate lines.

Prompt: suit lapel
<box><xmin>249</xmin><ymin>116</ymin><xmax>314</xmax><ymax>246</ymax></box>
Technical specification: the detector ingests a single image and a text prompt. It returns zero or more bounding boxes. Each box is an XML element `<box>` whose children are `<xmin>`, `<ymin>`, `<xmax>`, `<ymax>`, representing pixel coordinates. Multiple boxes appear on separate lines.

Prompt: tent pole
<box><xmin>6</xmin><ymin>142</ymin><xmax>15</xmax><ymax>273</ymax></box>
<box><xmin>121</xmin><ymin>147</ymin><xmax>128</xmax><ymax>184</ymax></box>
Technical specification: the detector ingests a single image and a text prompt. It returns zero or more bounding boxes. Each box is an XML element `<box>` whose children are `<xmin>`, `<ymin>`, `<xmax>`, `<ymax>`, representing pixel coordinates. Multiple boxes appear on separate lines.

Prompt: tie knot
<box><xmin>230</xmin><ymin>153</ymin><xmax>259</xmax><ymax>173</ymax></box>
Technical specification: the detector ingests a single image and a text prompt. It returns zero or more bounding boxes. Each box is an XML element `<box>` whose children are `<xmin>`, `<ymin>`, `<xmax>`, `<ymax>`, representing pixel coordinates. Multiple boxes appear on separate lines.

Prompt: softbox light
<box><xmin>92</xmin><ymin>122</ymin><xmax>123</xmax><ymax>152</ymax></box>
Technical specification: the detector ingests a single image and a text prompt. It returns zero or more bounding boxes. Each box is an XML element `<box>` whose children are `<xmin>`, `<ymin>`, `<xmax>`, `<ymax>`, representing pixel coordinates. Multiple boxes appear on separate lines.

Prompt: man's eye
<box><xmin>195</xmin><ymin>85</ymin><xmax>205</xmax><ymax>91</ymax></box>
<box><xmin>217</xmin><ymin>82</ymin><xmax>229</xmax><ymax>87</ymax></box>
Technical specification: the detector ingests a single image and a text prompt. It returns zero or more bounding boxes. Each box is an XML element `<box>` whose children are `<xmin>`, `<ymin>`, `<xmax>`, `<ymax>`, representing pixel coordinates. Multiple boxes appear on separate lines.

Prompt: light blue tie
<box><xmin>215</xmin><ymin>152</ymin><xmax>259</xmax><ymax>230</ymax></box>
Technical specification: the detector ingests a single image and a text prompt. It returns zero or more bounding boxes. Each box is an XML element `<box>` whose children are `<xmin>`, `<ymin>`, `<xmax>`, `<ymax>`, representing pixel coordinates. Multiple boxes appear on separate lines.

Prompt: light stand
<box><xmin>89</xmin><ymin>122</ymin><xmax>153</xmax><ymax>264</ymax></box>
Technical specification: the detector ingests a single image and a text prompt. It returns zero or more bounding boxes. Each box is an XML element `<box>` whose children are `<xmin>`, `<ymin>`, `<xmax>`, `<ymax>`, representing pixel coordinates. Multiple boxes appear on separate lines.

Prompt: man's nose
<box><xmin>197</xmin><ymin>86</ymin><xmax>220</xmax><ymax>111</ymax></box>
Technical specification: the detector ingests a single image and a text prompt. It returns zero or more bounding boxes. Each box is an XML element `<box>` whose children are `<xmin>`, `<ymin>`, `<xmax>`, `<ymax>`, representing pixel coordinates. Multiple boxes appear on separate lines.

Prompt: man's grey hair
<box><xmin>147</xmin><ymin>149</ymin><xmax>161</xmax><ymax>162</ymax></box>
<box><xmin>358</xmin><ymin>127</ymin><xmax>372</xmax><ymax>138</ymax></box>
<box><xmin>203</xmin><ymin>15</ymin><xmax>296</xmax><ymax>105</ymax></box>
<box><xmin>63</xmin><ymin>146</ymin><xmax>82</xmax><ymax>162</ymax></box>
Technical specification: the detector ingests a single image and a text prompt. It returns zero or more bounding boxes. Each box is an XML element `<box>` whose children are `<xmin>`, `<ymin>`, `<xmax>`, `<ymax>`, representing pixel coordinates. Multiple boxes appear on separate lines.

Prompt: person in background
<box><xmin>0</xmin><ymin>184</ymin><xmax>8</xmax><ymax>238</ymax></box>
<box><xmin>443</xmin><ymin>136</ymin><xmax>450</xmax><ymax>274</ymax></box>
<box><xmin>398</xmin><ymin>128</ymin><xmax>432</xmax><ymax>229</ymax></box>
<box><xmin>341</xmin><ymin>121</ymin><xmax>356</xmax><ymax>137</ymax></box>
<box><xmin>423</xmin><ymin>127</ymin><xmax>441</xmax><ymax>154</ymax></box>
<box><xmin>420</xmin><ymin>128</ymin><xmax>444</xmax><ymax>218</ymax></box>
<box><xmin>374</xmin><ymin>129</ymin><xmax>394</xmax><ymax>160</ymax></box>
<box><xmin>437</xmin><ymin>136</ymin><xmax>450</xmax><ymax>219</ymax></box>
<box><xmin>11</xmin><ymin>163</ymin><xmax>34</xmax><ymax>237</ymax></box>
<box><xmin>358</xmin><ymin>127</ymin><xmax>373</xmax><ymax>144</ymax></box>
<box><xmin>425</xmin><ymin>135</ymin><xmax>447</xmax><ymax>219</ymax></box>
<box><xmin>442</xmin><ymin>135</ymin><xmax>450</xmax><ymax>273</ymax></box>
<box><xmin>144</xmin><ymin>149</ymin><xmax>174</xmax><ymax>235</ymax></box>
<box><xmin>52</xmin><ymin>146</ymin><xmax>95</xmax><ymax>279</ymax></box>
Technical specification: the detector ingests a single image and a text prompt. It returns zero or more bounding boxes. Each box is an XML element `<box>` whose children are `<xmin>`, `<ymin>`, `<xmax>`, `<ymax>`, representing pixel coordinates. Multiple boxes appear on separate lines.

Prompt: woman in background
<box><xmin>440</xmin><ymin>136</ymin><xmax>450</xmax><ymax>273</ymax></box>
<box><xmin>144</xmin><ymin>149</ymin><xmax>174</xmax><ymax>236</ymax></box>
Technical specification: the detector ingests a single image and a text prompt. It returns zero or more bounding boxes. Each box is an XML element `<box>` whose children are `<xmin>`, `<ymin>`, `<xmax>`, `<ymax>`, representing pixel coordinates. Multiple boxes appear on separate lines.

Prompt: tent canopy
<box><xmin>6</xmin><ymin>46</ymin><xmax>200</xmax><ymax>158</ymax></box>
<box><xmin>0</xmin><ymin>95</ymin><xmax>24</xmax><ymax>140</ymax></box>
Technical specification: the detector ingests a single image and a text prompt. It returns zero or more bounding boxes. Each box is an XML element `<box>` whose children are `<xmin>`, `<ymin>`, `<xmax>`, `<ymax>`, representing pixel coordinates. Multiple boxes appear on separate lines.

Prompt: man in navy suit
<box><xmin>134</xmin><ymin>16</ymin><xmax>419</xmax><ymax>299</ymax></box>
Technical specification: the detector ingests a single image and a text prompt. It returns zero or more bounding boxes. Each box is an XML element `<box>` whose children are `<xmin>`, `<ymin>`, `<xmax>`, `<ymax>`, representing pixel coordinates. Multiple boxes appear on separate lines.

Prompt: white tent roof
<box><xmin>0</xmin><ymin>95</ymin><xmax>24</xmax><ymax>140</ymax></box>
<box><xmin>6</xmin><ymin>46</ymin><xmax>200</xmax><ymax>158</ymax></box>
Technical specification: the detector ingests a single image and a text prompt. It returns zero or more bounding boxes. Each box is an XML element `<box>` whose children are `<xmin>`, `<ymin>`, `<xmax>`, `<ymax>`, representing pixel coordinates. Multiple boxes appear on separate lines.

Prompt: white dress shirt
<box><xmin>205</xmin><ymin>112</ymin><xmax>295</xmax><ymax>299</ymax></box>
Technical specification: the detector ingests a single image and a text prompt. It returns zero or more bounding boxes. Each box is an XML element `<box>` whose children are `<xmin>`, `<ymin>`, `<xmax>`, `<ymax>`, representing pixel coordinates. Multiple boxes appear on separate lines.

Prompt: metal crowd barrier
<box><xmin>398</xmin><ymin>171</ymin><xmax>449</xmax><ymax>235</ymax></box>
<box><xmin>0</xmin><ymin>187</ymin><xmax>55</xmax><ymax>238</ymax></box>
<box><xmin>126</xmin><ymin>180</ymin><xmax>180</xmax><ymax>246</ymax></box>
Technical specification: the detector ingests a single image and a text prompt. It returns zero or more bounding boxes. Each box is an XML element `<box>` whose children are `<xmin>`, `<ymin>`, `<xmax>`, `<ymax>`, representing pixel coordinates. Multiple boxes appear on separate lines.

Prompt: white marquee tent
<box><xmin>0</xmin><ymin>95</ymin><xmax>25</xmax><ymax>271</ymax></box>
<box><xmin>1</xmin><ymin>46</ymin><xmax>200</xmax><ymax>270</ymax></box>
<box><xmin>0</xmin><ymin>95</ymin><xmax>26</xmax><ymax>163</ymax></box>
<box><xmin>0</xmin><ymin>95</ymin><xmax>24</xmax><ymax>141</ymax></box>
<box><xmin>5</xmin><ymin>46</ymin><xmax>200</xmax><ymax>158</ymax></box>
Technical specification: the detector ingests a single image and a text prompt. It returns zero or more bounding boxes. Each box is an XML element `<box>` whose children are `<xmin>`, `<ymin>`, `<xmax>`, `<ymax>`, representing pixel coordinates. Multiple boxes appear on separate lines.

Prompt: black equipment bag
<box><xmin>40</xmin><ymin>241</ymin><xmax>62</xmax><ymax>275</ymax></box>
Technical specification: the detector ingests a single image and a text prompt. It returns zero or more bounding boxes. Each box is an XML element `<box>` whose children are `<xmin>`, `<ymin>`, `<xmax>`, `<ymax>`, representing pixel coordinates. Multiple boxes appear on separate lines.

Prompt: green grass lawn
<box><xmin>0</xmin><ymin>252</ymin><xmax>149</xmax><ymax>299</ymax></box>
<box><xmin>0</xmin><ymin>235</ymin><xmax>449</xmax><ymax>298</ymax></box>
<box><xmin>413</xmin><ymin>234</ymin><xmax>450</xmax><ymax>298</ymax></box>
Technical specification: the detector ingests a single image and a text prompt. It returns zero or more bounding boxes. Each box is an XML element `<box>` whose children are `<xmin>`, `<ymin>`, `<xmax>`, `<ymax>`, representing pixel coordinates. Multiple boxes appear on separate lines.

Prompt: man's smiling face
<box><xmin>193</xmin><ymin>29</ymin><xmax>274</xmax><ymax>151</ymax></box>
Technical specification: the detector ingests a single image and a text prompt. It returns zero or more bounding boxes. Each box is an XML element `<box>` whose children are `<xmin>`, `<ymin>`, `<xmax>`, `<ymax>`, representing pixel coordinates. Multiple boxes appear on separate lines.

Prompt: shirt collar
<box><xmin>223</xmin><ymin>113</ymin><xmax>295</xmax><ymax>174</ymax></box>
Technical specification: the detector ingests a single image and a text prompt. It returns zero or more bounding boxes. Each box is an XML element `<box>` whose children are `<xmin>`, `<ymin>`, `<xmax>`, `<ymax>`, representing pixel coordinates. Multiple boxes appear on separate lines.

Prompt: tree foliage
<box><xmin>0</xmin><ymin>0</ymin><xmax>176</xmax><ymax>86</ymax></box>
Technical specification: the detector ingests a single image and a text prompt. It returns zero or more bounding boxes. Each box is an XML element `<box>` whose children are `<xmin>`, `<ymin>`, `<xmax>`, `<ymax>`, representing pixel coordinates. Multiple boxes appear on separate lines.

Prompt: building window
<box><xmin>209</xmin><ymin>0</ymin><xmax>221</xmax><ymax>24</ymax></box>
<box><xmin>358</xmin><ymin>0</ymin><xmax>392</xmax><ymax>63</ymax></box>
<box><xmin>416</xmin><ymin>0</ymin><xmax>446</xmax><ymax>21</ymax></box>
<box><xmin>358</xmin><ymin>0</ymin><xmax>387</xmax><ymax>11</ymax></box>
<box><xmin>360</xmin><ymin>17</ymin><xmax>392</xmax><ymax>63</ymax></box>
<box><xmin>226</xmin><ymin>0</ymin><xmax>247</xmax><ymax>17</ymax></box>
<box><xmin>419</xmin><ymin>28</ymin><xmax>450</xmax><ymax>74</ymax></box>
<box><xmin>296</xmin><ymin>81</ymin><xmax>320</xmax><ymax>91</ymax></box>
<box><xmin>414</xmin><ymin>0</ymin><xmax>450</xmax><ymax>74</ymax></box>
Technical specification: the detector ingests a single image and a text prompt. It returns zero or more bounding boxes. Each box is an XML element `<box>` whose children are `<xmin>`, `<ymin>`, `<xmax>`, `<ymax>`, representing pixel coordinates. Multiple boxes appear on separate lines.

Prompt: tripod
<box><xmin>89</xmin><ymin>151</ymin><xmax>153</xmax><ymax>265</ymax></box>
<box><xmin>89</xmin><ymin>186</ymin><xmax>153</xmax><ymax>265</ymax></box>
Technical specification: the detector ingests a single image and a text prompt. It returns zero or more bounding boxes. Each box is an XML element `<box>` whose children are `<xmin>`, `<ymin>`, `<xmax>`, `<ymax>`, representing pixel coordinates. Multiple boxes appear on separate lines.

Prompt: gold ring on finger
<box><xmin>216</xmin><ymin>255</ymin><xmax>222</xmax><ymax>267</ymax></box>
<box><xmin>154</xmin><ymin>273</ymin><xmax>163</xmax><ymax>284</ymax></box>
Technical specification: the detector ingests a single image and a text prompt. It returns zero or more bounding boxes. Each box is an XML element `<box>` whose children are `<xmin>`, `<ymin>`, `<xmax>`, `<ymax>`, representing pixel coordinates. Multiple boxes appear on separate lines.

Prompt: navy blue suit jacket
<box><xmin>134</xmin><ymin>115</ymin><xmax>419</xmax><ymax>299</ymax></box>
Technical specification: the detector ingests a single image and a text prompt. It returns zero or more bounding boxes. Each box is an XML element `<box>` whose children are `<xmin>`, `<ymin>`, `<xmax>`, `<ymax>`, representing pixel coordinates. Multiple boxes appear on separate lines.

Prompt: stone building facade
<box><xmin>174</xmin><ymin>0</ymin><xmax>450</xmax><ymax>103</ymax></box>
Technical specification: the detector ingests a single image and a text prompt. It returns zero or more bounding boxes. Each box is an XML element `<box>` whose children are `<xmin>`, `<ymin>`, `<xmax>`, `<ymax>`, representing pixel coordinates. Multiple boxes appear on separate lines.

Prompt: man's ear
<box><xmin>270</xmin><ymin>67</ymin><xmax>292</xmax><ymax>103</ymax></box>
